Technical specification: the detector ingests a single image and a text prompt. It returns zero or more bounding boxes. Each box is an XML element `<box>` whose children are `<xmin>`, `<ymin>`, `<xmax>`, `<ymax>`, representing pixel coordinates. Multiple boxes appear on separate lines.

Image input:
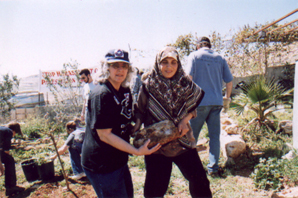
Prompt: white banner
<box><xmin>40</xmin><ymin>68</ymin><xmax>98</xmax><ymax>89</ymax></box>
<box><xmin>39</xmin><ymin>68</ymin><xmax>99</xmax><ymax>103</ymax></box>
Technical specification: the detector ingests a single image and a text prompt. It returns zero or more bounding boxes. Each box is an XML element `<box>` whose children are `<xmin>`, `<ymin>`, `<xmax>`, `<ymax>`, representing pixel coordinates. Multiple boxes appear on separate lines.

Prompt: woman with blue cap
<box><xmin>81</xmin><ymin>49</ymin><xmax>160</xmax><ymax>198</ymax></box>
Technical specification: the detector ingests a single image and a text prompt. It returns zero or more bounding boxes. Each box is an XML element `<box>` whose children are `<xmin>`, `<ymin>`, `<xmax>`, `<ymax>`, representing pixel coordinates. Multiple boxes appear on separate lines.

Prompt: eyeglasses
<box><xmin>109</xmin><ymin>63</ymin><xmax>129</xmax><ymax>70</ymax></box>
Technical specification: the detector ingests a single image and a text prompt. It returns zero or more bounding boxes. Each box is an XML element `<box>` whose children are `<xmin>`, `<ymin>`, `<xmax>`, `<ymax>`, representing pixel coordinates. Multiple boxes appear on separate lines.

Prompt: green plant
<box><xmin>251</xmin><ymin>156</ymin><xmax>298</xmax><ymax>191</ymax></box>
<box><xmin>0</xmin><ymin>73</ymin><xmax>19</xmax><ymax>122</ymax></box>
<box><xmin>22</xmin><ymin>117</ymin><xmax>49</xmax><ymax>139</ymax></box>
<box><xmin>231</xmin><ymin>76</ymin><xmax>292</xmax><ymax>134</ymax></box>
<box><xmin>280</xmin><ymin>154</ymin><xmax>298</xmax><ymax>187</ymax></box>
<box><xmin>35</xmin><ymin>152</ymin><xmax>52</xmax><ymax>165</ymax></box>
<box><xmin>279</xmin><ymin>63</ymin><xmax>295</xmax><ymax>90</ymax></box>
<box><xmin>251</xmin><ymin>157</ymin><xmax>284</xmax><ymax>190</ymax></box>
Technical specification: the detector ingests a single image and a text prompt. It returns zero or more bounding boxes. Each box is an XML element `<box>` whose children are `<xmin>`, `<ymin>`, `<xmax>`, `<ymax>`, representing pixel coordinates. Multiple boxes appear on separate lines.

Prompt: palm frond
<box><xmin>230</xmin><ymin>102</ymin><xmax>245</xmax><ymax>115</ymax></box>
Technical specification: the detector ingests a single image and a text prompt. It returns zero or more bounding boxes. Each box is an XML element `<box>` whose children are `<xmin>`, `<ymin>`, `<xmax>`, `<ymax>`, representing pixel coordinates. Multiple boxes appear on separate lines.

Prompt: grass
<box><xmin>1</xmin><ymin>107</ymin><xmax>296</xmax><ymax>197</ymax></box>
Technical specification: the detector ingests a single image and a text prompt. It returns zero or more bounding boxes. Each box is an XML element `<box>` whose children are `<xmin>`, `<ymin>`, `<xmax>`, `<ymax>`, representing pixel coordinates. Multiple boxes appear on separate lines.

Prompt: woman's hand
<box><xmin>178</xmin><ymin>119</ymin><xmax>189</xmax><ymax>137</ymax></box>
<box><xmin>136</xmin><ymin>139</ymin><xmax>161</xmax><ymax>156</ymax></box>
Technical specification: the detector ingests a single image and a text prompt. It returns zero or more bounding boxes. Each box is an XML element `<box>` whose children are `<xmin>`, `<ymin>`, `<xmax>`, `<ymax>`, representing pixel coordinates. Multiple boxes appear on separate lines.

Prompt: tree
<box><xmin>168</xmin><ymin>33</ymin><xmax>197</xmax><ymax>59</ymax></box>
<box><xmin>212</xmin><ymin>22</ymin><xmax>298</xmax><ymax>77</ymax></box>
<box><xmin>170</xmin><ymin>22</ymin><xmax>298</xmax><ymax>77</ymax></box>
<box><xmin>0</xmin><ymin>73</ymin><xmax>19</xmax><ymax>122</ymax></box>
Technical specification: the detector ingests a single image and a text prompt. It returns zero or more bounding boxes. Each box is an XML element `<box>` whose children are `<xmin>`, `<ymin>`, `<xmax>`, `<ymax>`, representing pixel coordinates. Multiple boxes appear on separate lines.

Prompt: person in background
<box><xmin>79</xmin><ymin>68</ymin><xmax>96</xmax><ymax>122</ymax></box>
<box><xmin>50</xmin><ymin>120</ymin><xmax>86</xmax><ymax>180</ymax></box>
<box><xmin>130</xmin><ymin>67</ymin><xmax>142</xmax><ymax>111</ymax></box>
<box><xmin>186</xmin><ymin>36</ymin><xmax>233</xmax><ymax>176</ymax></box>
<box><xmin>81</xmin><ymin>49</ymin><xmax>160</xmax><ymax>198</ymax></box>
<box><xmin>0</xmin><ymin>121</ymin><xmax>25</xmax><ymax>196</ymax></box>
<box><xmin>133</xmin><ymin>46</ymin><xmax>212</xmax><ymax>198</ymax></box>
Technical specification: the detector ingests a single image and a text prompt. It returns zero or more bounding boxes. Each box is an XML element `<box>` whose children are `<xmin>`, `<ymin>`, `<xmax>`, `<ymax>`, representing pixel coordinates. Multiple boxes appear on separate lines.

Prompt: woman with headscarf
<box><xmin>81</xmin><ymin>49</ymin><xmax>161</xmax><ymax>198</ymax></box>
<box><xmin>133</xmin><ymin>46</ymin><xmax>212</xmax><ymax>198</ymax></box>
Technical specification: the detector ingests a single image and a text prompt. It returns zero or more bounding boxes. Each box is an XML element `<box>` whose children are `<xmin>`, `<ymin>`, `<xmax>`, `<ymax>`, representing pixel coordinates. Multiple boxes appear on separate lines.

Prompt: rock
<box><xmin>277</xmin><ymin>120</ymin><xmax>292</xmax><ymax>134</ymax></box>
<box><xmin>24</xmin><ymin>146</ymin><xmax>35</xmax><ymax>150</ymax></box>
<box><xmin>133</xmin><ymin>120</ymin><xmax>180</xmax><ymax>148</ymax></box>
<box><xmin>264</xmin><ymin>119</ymin><xmax>276</xmax><ymax>131</ymax></box>
<box><xmin>225</xmin><ymin>137</ymin><xmax>246</xmax><ymax>158</ymax></box>
<box><xmin>225</xmin><ymin>124</ymin><xmax>239</xmax><ymax>135</ymax></box>
<box><xmin>271</xmin><ymin>187</ymin><xmax>298</xmax><ymax>198</ymax></box>
<box><xmin>221</xmin><ymin>117</ymin><xmax>233</xmax><ymax>125</ymax></box>
<box><xmin>221</xmin><ymin>132</ymin><xmax>246</xmax><ymax>159</ymax></box>
<box><xmin>197</xmin><ymin>137</ymin><xmax>208</xmax><ymax>145</ymax></box>
<box><xmin>282</xmin><ymin>150</ymin><xmax>296</xmax><ymax>160</ymax></box>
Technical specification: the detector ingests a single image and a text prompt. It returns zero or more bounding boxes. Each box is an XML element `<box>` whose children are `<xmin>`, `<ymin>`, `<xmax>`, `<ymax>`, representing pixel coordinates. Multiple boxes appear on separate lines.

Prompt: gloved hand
<box><xmin>223</xmin><ymin>97</ymin><xmax>231</xmax><ymax>113</ymax></box>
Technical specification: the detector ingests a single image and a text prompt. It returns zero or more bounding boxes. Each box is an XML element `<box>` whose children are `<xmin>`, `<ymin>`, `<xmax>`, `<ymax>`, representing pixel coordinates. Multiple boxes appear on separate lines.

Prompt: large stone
<box><xmin>221</xmin><ymin>117</ymin><xmax>234</xmax><ymax>125</ymax></box>
<box><xmin>224</xmin><ymin>124</ymin><xmax>239</xmax><ymax>135</ymax></box>
<box><xmin>277</xmin><ymin>120</ymin><xmax>293</xmax><ymax>134</ymax></box>
<box><xmin>271</xmin><ymin>187</ymin><xmax>298</xmax><ymax>198</ymax></box>
<box><xmin>221</xmin><ymin>131</ymin><xmax>246</xmax><ymax>160</ymax></box>
<box><xmin>133</xmin><ymin>120</ymin><xmax>180</xmax><ymax>148</ymax></box>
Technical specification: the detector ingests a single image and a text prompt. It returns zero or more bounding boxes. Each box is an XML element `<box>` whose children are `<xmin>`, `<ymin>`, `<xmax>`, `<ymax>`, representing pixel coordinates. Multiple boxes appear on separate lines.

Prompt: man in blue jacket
<box><xmin>186</xmin><ymin>36</ymin><xmax>233</xmax><ymax>176</ymax></box>
<box><xmin>0</xmin><ymin>121</ymin><xmax>25</xmax><ymax>196</ymax></box>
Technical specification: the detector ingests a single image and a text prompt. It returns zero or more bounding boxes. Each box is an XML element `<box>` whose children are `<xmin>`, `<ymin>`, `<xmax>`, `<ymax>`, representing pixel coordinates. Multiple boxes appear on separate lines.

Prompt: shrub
<box><xmin>231</xmin><ymin>76</ymin><xmax>293</xmax><ymax>133</ymax></box>
<box><xmin>251</xmin><ymin>157</ymin><xmax>283</xmax><ymax>190</ymax></box>
<box><xmin>0</xmin><ymin>73</ymin><xmax>19</xmax><ymax>123</ymax></box>
<box><xmin>251</xmin><ymin>156</ymin><xmax>298</xmax><ymax>190</ymax></box>
<box><xmin>281</xmin><ymin>156</ymin><xmax>298</xmax><ymax>187</ymax></box>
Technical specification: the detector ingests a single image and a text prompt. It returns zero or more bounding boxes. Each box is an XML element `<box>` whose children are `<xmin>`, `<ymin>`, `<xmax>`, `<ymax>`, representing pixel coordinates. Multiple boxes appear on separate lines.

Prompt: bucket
<box><xmin>38</xmin><ymin>160</ymin><xmax>55</xmax><ymax>180</ymax></box>
<box><xmin>21</xmin><ymin>159</ymin><xmax>39</xmax><ymax>182</ymax></box>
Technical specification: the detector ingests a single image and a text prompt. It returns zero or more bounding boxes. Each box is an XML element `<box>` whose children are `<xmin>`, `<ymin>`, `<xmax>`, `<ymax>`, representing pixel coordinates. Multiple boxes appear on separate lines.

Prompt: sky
<box><xmin>0</xmin><ymin>0</ymin><xmax>297</xmax><ymax>78</ymax></box>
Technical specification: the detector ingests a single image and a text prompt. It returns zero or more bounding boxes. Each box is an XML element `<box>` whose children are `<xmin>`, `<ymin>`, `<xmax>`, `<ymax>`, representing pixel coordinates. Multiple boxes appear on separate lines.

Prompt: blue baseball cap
<box><xmin>105</xmin><ymin>49</ymin><xmax>130</xmax><ymax>63</ymax></box>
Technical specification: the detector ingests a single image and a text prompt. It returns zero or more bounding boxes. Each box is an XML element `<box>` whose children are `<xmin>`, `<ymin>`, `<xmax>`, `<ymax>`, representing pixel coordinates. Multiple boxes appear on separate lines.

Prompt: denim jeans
<box><xmin>83</xmin><ymin>165</ymin><xmax>133</xmax><ymax>198</ymax></box>
<box><xmin>1</xmin><ymin>151</ymin><xmax>17</xmax><ymax>188</ymax></box>
<box><xmin>190</xmin><ymin>105</ymin><xmax>222</xmax><ymax>173</ymax></box>
<box><xmin>68</xmin><ymin>146</ymin><xmax>83</xmax><ymax>175</ymax></box>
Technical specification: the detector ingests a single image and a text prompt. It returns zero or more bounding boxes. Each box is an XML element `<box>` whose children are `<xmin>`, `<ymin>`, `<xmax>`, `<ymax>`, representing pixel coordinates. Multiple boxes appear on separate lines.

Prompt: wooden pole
<box><xmin>268</xmin><ymin>19</ymin><xmax>298</xmax><ymax>34</ymax></box>
<box><xmin>252</xmin><ymin>8</ymin><xmax>298</xmax><ymax>36</ymax></box>
<box><xmin>293</xmin><ymin>60</ymin><xmax>298</xmax><ymax>149</ymax></box>
<box><xmin>49</xmin><ymin>130</ymin><xmax>70</xmax><ymax>190</ymax></box>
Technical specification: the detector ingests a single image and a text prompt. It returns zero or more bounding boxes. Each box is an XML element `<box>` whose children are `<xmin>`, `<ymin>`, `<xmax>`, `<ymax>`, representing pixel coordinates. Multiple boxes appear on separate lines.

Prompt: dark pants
<box><xmin>144</xmin><ymin>149</ymin><xmax>212</xmax><ymax>198</ymax></box>
<box><xmin>1</xmin><ymin>151</ymin><xmax>17</xmax><ymax>188</ymax></box>
<box><xmin>83</xmin><ymin>164</ymin><xmax>133</xmax><ymax>198</ymax></box>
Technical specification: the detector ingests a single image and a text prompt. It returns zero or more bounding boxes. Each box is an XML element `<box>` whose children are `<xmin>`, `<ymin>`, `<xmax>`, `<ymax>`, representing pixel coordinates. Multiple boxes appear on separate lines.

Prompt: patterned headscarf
<box><xmin>144</xmin><ymin>46</ymin><xmax>204</xmax><ymax>125</ymax></box>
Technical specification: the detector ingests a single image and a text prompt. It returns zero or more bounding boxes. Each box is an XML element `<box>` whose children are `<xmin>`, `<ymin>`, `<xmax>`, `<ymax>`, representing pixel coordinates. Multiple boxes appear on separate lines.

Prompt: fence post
<box><xmin>293</xmin><ymin>60</ymin><xmax>298</xmax><ymax>149</ymax></box>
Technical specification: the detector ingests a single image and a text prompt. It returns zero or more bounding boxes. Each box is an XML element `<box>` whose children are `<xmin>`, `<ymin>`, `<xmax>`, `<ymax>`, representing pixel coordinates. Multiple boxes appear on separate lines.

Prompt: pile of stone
<box><xmin>220</xmin><ymin>113</ymin><xmax>246</xmax><ymax>165</ymax></box>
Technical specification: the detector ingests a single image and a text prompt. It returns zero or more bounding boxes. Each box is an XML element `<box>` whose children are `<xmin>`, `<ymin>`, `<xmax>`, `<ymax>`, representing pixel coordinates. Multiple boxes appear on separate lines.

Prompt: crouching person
<box><xmin>0</xmin><ymin>121</ymin><xmax>25</xmax><ymax>196</ymax></box>
<box><xmin>50</xmin><ymin>120</ymin><xmax>86</xmax><ymax>180</ymax></box>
